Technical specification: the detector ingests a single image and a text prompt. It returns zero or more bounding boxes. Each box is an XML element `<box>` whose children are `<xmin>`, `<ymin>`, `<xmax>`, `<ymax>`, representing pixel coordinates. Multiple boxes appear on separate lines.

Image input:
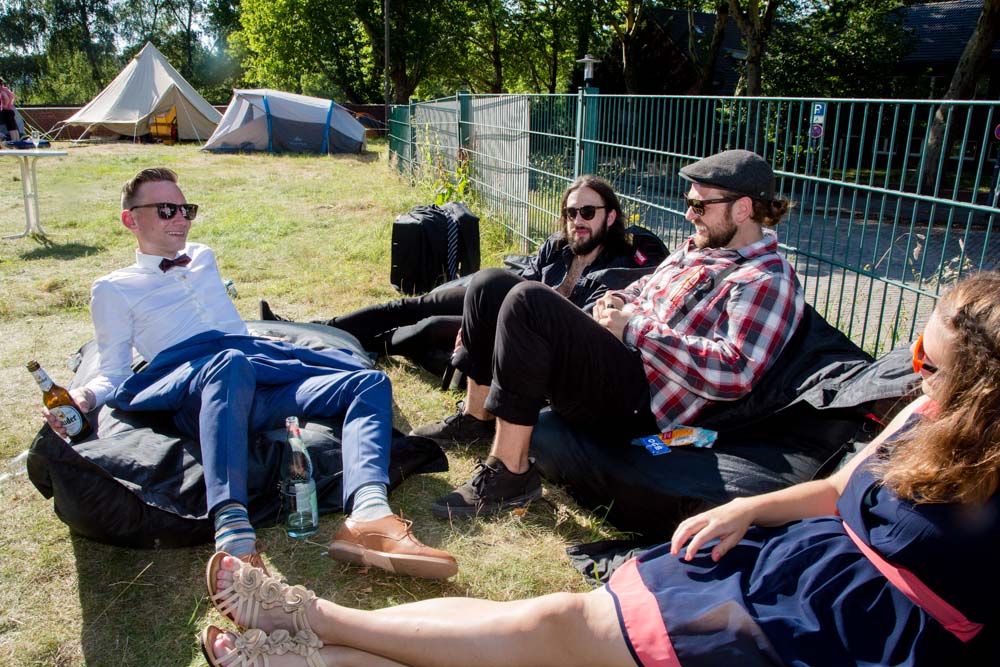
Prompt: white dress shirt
<box><xmin>84</xmin><ymin>243</ymin><xmax>247</xmax><ymax>407</ymax></box>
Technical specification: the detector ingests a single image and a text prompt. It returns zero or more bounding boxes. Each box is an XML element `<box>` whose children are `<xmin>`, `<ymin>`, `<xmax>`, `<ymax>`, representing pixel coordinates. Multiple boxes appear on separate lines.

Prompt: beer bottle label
<box><xmin>51</xmin><ymin>406</ymin><xmax>84</xmax><ymax>436</ymax></box>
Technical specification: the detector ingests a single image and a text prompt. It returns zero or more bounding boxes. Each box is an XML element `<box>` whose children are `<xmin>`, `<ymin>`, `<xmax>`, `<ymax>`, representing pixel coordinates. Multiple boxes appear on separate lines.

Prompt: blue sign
<box><xmin>812</xmin><ymin>103</ymin><xmax>827</xmax><ymax>125</ymax></box>
<box><xmin>995</xmin><ymin>124</ymin><xmax>1000</xmax><ymax>141</ymax></box>
<box><xmin>810</xmin><ymin>124</ymin><xmax>824</xmax><ymax>139</ymax></box>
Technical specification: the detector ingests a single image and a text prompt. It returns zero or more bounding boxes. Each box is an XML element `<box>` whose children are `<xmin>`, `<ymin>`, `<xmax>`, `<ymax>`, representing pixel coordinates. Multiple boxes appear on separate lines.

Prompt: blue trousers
<box><xmin>111</xmin><ymin>331</ymin><xmax>392</xmax><ymax>515</ymax></box>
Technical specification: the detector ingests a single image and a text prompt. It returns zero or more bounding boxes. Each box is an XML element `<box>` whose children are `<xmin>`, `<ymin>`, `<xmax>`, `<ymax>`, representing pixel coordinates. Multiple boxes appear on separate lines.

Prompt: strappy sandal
<box><xmin>200</xmin><ymin>625</ymin><xmax>324</xmax><ymax>667</ymax></box>
<box><xmin>206</xmin><ymin>551</ymin><xmax>317</xmax><ymax>633</ymax></box>
<box><xmin>238</xmin><ymin>546</ymin><xmax>271</xmax><ymax>577</ymax></box>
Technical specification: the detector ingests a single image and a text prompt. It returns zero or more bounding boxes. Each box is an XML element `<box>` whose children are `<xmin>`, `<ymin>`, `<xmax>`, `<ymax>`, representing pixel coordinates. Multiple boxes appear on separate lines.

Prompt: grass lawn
<box><xmin>0</xmin><ymin>141</ymin><xmax>621</xmax><ymax>667</ymax></box>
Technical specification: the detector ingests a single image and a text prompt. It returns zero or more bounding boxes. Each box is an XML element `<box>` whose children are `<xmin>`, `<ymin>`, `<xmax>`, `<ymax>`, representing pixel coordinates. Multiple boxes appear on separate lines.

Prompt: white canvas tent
<box><xmin>56</xmin><ymin>42</ymin><xmax>221</xmax><ymax>141</ymax></box>
<box><xmin>202</xmin><ymin>89</ymin><xmax>366</xmax><ymax>154</ymax></box>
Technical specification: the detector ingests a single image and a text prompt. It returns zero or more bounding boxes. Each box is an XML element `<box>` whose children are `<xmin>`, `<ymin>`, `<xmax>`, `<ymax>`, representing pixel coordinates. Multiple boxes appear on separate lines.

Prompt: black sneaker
<box><xmin>431</xmin><ymin>457</ymin><xmax>543</xmax><ymax>519</ymax></box>
<box><xmin>259</xmin><ymin>299</ymin><xmax>291</xmax><ymax>322</ymax></box>
<box><xmin>410</xmin><ymin>402</ymin><xmax>496</xmax><ymax>447</ymax></box>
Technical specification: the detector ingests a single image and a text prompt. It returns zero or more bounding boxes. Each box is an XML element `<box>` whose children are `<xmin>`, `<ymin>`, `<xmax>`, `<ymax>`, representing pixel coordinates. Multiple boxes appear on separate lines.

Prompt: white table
<box><xmin>1</xmin><ymin>149</ymin><xmax>68</xmax><ymax>239</ymax></box>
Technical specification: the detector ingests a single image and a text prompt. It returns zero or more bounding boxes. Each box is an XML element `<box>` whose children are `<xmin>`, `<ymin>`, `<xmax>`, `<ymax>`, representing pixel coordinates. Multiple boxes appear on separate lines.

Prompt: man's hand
<box><xmin>42</xmin><ymin>387</ymin><xmax>94</xmax><ymax>439</ymax></box>
<box><xmin>594</xmin><ymin>294</ymin><xmax>631</xmax><ymax>341</ymax></box>
<box><xmin>592</xmin><ymin>293</ymin><xmax>625</xmax><ymax>322</ymax></box>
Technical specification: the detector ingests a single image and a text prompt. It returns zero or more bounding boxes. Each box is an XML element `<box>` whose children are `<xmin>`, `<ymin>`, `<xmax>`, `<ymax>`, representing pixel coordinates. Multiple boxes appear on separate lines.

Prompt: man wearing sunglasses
<box><xmin>44</xmin><ymin>167</ymin><xmax>458</xmax><ymax>580</ymax></box>
<box><xmin>418</xmin><ymin>149</ymin><xmax>805</xmax><ymax>520</ymax></box>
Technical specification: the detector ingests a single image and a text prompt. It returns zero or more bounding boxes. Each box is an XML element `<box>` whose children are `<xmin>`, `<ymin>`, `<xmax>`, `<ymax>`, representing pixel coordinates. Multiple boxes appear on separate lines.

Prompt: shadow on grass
<box><xmin>72</xmin><ymin>535</ymin><xmax>210</xmax><ymax>667</ymax></box>
<box><xmin>20</xmin><ymin>239</ymin><xmax>104</xmax><ymax>261</ymax></box>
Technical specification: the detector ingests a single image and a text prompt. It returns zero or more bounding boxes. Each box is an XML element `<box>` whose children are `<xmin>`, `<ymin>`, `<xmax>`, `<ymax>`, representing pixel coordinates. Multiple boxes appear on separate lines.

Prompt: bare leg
<box><xmin>464</xmin><ymin>378</ymin><xmax>493</xmax><ymax>420</ymax></box>
<box><xmin>313</xmin><ymin>588</ymin><xmax>634</xmax><ymax>667</ymax></box>
<box><xmin>489</xmin><ymin>418</ymin><xmax>532</xmax><ymax>473</ymax></box>
<box><xmin>212</xmin><ymin>558</ymin><xmax>634</xmax><ymax>667</ymax></box>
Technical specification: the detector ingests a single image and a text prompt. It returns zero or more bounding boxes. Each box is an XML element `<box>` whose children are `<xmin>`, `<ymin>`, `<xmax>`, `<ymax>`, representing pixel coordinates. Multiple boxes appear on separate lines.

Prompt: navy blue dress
<box><xmin>606</xmin><ymin>415</ymin><xmax>999</xmax><ymax>667</ymax></box>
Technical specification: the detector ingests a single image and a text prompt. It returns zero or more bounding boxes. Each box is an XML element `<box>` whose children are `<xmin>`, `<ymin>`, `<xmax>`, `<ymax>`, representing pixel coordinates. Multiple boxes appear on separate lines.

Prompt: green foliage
<box><xmin>0</xmin><ymin>0</ymin><xmax>245</xmax><ymax>105</ymax></box>
<box><xmin>432</xmin><ymin>153</ymin><xmax>472</xmax><ymax>205</ymax></box>
<box><xmin>763</xmin><ymin>0</ymin><xmax>915</xmax><ymax>97</ymax></box>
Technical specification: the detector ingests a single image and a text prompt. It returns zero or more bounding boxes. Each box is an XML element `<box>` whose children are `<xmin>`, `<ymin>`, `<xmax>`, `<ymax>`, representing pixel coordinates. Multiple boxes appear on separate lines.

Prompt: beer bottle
<box><xmin>26</xmin><ymin>360</ymin><xmax>93</xmax><ymax>443</ymax></box>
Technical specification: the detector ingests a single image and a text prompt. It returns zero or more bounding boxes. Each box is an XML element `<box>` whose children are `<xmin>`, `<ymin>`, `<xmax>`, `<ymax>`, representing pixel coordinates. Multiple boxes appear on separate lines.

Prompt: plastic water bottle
<box><xmin>224</xmin><ymin>279</ymin><xmax>238</xmax><ymax>299</ymax></box>
<box><xmin>281</xmin><ymin>416</ymin><xmax>318</xmax><ymax>538</ymax></box>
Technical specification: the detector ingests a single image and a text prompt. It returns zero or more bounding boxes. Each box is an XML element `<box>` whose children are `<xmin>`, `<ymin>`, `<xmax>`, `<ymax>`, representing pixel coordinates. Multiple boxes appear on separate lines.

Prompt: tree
<box><xmin>463</xmin><ymin>0</ymin><xmax>513</xmax><ymax>93</ymax></box>
<box><xmin>0</xmin><ymin>0</ymin><xmax>119</xmax><ymax>103</ymax></box>
<box><xmin>234</xmin><ymin>0</ymin><xmax>382</xmax><ymax>102</ymax></box>
<box><xmin>685</xmin><ymin>0</ymin><xmax>730</xmax><ymax>94</ymax></box>
<box><xmin>354</xmin><ymin>0</ymin><xmax>469</xmax><ymax>102</ymax></box>
<box><xmin>727</xmin><ymin>0</ymin><xmax>784</xmax><ymax>96</ymax></box>
<box><xmin>921</xmin><ymin>0</ymin><xmax>1000</xmax><ymax>187</ymax></box>
<box><xmin>762</xmin><ymin>0</ymin><xmax>914</xmax><ymax>98</ymax></box>
<box><xmin>609</xmin><ymin>0</ymin><xmax>646</xmax><ymax>93</ymax></box>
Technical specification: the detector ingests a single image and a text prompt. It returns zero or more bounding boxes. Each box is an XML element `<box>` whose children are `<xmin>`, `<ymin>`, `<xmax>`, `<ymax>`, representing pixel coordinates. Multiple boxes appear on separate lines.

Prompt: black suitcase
<box><xmin>390</xmin><ymin>202</ymin><xmax>480</xmax><ymax>294</ymax></box>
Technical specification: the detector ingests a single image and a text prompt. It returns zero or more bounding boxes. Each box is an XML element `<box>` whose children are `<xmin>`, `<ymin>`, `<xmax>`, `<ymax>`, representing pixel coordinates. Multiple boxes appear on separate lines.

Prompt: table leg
<box><xmin>3</xmin><ymin>155</ymin><xmax>46</xmax><ymax>239</ymax></box>
<box><xmin>3</xmin><ymin>156</ymin><xmax>31</xmax><ymax>239</ymax></box>
<box><xmin>27</xmin><ymin>156</ymin><xmax>46</xmax><ymax>236</ymax></box>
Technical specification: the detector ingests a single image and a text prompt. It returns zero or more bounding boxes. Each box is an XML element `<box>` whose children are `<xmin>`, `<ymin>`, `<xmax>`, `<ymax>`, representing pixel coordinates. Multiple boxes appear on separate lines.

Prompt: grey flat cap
<box><xmin>679</xmin><ymin>149</ymin><xmax>775</xmax><ymax>200</ymax></box>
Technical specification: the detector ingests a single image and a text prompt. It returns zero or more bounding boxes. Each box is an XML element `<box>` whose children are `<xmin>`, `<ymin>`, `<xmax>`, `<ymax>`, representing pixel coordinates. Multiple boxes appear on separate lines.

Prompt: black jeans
<box><xmin>456</xmin><ymin>268</ymin><xmax>657</xmax><ymax>433</ymax></box>
<box><xmin>323</xmin><ymin>285</ymin><xmax>467</xmax><ymax>375</ymax></box>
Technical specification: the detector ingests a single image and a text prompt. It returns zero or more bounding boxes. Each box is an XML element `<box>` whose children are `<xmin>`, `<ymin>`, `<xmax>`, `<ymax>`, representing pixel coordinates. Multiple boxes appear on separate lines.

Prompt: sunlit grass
<box><xmin>0</xmin><ymin>140</ymin><xmax>619</xmax><ymax>667</ymax></box>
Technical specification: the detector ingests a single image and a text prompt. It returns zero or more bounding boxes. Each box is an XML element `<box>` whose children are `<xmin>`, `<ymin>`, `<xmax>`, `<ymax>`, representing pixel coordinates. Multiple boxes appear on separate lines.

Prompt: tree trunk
<box><xmin>688</xmin><ymin>2</ymin><xmax>729</xmax><ymax>94</ymax></box>
<box><xmin>921</xmin><ymin>0</ymin><xmax>1000</xmax><ymax>190</ymax></box>
<box><xmin>74</xmin><ymin>0</ymin><xmax>103</xmax><ymax>88</ymax></box>
<box><xmin>728</xmin><ymin>0</ymin><xmax>782</xmax><ymax>97</ymax></box>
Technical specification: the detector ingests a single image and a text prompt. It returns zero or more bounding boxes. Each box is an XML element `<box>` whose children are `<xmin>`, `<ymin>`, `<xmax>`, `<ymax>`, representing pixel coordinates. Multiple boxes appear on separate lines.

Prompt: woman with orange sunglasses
<box><xmin>199</xmin><ymin>273</ymin><xmax>998</xmax><ymax>667</ymax></box>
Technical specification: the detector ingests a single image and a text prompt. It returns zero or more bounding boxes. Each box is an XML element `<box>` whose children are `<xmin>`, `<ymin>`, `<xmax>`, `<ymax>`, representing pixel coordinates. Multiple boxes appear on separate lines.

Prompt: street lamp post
<box><xmin>576</xmin><ymin>53</ymin><xmax>601</xmax><ymax>87</ymax></box>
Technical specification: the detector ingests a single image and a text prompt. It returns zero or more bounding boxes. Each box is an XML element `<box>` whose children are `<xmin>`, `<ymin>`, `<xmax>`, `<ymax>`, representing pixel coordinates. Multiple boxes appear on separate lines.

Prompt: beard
<box><xmin>693</xmin><ymin>211</ymin><xmax>738</xmax><ymax>249</ymax></box>
<box><xmin>567</xmin><ymin>217</ymin><xmax>610</xmax><ymax>255</ymax></box>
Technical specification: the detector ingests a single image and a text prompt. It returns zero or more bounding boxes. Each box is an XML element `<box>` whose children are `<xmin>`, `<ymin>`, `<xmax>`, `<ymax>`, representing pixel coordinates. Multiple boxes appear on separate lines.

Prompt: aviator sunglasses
<box><xmin>912</xmin><ymin>333</ymin><xmax>939</xmax><ymax>375</ymax></box>
<box><xmin>564</xmin><ymin>205</ymin><xmax>606</xmax><ymax>221</ymax></box>
<box><xmin>684</xmin><ymin>196</ymin><xmax>741</xmax><ymax>216</ymax></box>
<box><xmin>129</xmin><ymin>202</ymin><xmax>200</xmax><ymax>221</ymax></box>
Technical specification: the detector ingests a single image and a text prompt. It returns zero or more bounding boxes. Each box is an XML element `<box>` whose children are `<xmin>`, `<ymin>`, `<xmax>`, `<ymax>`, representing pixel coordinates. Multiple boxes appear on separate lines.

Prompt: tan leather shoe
<box><xmin>328</xmin><ymin>515</ymin><xmax>458</xmax><ymax>580</ymax></box>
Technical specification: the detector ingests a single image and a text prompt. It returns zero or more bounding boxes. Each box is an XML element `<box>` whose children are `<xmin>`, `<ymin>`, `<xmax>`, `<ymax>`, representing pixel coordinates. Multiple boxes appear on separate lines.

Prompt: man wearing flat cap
<box><xmin>416</xmin><ymin>150</ymin><xmax>804</xmax><ymax>519</ymax></box>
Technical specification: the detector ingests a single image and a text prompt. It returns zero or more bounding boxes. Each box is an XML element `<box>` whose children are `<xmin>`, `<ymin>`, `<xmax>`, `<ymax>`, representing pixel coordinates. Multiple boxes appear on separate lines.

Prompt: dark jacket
<box><xmin>513</xmin><ymin>225</ymin><xmax>668</xmax><ymax>313</ymax></box>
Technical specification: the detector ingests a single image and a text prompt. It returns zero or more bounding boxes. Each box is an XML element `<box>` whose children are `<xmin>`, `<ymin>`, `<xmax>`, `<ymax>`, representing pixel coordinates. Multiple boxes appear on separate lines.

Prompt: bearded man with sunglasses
<box><xmin>44</xmin><ymin>167</ymin><xmax>458</xmax><ymax>580</ymax></box>
<box><xmin>417</xmin><ymin>149</ymin><xmax>806</xmax><ymax>520</ymax></box>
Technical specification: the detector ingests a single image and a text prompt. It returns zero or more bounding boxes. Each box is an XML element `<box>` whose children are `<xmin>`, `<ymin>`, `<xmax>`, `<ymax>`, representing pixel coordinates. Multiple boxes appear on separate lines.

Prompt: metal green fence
<box><xmin>390</xmin><ymin>92</ymin><xmax>1000</xmax><ymax>355</ymax></box>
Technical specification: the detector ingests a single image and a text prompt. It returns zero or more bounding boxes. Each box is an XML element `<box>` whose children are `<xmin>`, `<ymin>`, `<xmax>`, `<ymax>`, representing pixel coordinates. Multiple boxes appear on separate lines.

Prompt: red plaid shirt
<box><xmin>616</xmin><ymin>232</ymin><xmax>803</xmax><ymax>429</ymax></box>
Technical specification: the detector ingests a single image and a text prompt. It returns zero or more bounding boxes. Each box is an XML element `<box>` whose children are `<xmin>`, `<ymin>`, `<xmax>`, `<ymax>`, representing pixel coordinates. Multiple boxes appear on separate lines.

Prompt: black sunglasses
<box><xmin>684</xmin><ymin>196</ymin><xmax>741</xmax><ymax>216</ymax></box>
<box><xmin>129</xmin><ymin>202</ymin><xmax>199</xmax><ymax>221</ymax></box>
<box><xmin>564</xmin><ymin>205</ymin><xmax>606</xmax><ymax>221</ymax></box>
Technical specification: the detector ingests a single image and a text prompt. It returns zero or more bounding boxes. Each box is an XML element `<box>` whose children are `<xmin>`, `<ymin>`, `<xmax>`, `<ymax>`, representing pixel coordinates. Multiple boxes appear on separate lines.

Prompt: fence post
<box><xmin>408</xmin><ymin>98</ymin><xmax>418</xmax><ymax>179</ymax></box>
<box><xmin>574</xmin><ymin>87</ymin><xmax>599</xmax><ymax>177</ymax></box>
<box><xmin>582</xmin><ymin>87</ymin><xmax>599</xmax><ymax>175</ymax></box>
<box><xmin>457</xmin><ymin>89</ymin><xmax>472</xmax><ymax>149</ymax></box>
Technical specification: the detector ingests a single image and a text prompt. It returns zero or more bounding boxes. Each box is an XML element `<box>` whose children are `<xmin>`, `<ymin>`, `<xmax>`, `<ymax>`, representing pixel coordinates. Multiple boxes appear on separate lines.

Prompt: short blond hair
<box><xmin>121</xmin><ymin>167</ymin><xmax>179</xmax><ymax>209</ymax></box>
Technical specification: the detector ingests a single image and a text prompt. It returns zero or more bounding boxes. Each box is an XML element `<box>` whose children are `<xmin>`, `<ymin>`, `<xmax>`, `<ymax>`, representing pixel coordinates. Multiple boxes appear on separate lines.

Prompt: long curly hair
<box><xmin>878</xmin><ymin>271</ymin><xmax>1000</xmax><ymax>505</ymax></box>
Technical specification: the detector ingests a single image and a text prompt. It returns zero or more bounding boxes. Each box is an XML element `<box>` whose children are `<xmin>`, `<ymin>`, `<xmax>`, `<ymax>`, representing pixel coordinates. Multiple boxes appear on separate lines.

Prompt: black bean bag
<box><xmin>532</xmin><ymin>306</ymin><xmax>920</xmax><ymax>539</ymax></box>
<box><xmin>26</xmin><ymin>321</ymin><xmax>448</xmax><ymax>549</ymax></box>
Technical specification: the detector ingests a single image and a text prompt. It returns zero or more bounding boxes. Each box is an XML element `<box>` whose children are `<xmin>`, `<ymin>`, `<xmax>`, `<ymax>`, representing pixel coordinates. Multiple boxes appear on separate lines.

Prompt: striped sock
<box><xmin>214</xmin><ymin>502</ymin><xmax>257</xmax><ymax>557</ymax></box>
<box><xmin>350</xmin><ymin>483</ymin><xmax>392</xmax><ymax>522</ymax></box>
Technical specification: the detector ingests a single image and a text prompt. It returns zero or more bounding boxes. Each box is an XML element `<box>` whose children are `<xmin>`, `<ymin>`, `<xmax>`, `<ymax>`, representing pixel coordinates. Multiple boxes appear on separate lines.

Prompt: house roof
<box><xmin>895</xmin><ymin>0</ymin><xmax>1000</xmax><ymax>64</ymax></box>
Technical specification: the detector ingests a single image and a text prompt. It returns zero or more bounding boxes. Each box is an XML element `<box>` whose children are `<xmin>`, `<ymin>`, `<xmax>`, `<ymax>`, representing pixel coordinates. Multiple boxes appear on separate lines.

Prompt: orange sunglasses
<box><xmin>912</xmin><ymin>333</ymin><xmax>939</xmax><ymax>375</ymax></box>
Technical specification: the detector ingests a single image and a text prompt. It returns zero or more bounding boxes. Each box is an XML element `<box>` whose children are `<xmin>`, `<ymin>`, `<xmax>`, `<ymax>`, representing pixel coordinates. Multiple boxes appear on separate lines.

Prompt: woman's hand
<box><xmin>670</xmin><ymin>497</ymin><xmax>757</xmax><ymax>563</ymax></box>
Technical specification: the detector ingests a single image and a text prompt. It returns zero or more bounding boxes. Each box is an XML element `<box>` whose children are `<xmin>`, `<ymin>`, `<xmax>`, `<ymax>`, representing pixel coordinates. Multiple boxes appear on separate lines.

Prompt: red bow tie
<box><xmin>159</xmin><ymin>254</ymin><xmax>192</xmax><ymax>272</ymax></box>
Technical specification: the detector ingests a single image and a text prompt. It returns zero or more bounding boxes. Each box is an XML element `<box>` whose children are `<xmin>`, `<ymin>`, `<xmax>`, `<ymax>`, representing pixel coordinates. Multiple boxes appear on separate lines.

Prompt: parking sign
<box><xmin>812</xmin><ymin>103</ymin><xmax>826</xmax><ymax>125</ymax></box>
